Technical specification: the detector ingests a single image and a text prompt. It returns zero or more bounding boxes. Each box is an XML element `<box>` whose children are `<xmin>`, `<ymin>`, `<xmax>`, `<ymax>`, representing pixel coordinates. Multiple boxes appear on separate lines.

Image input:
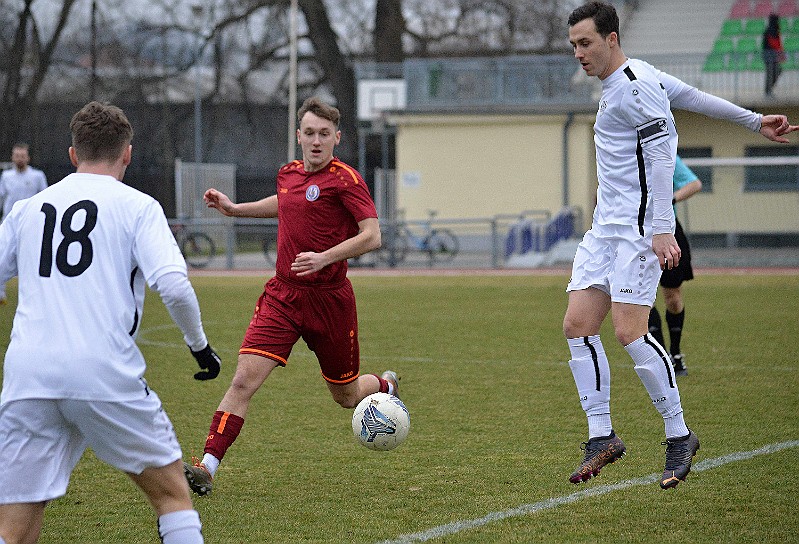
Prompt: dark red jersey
<box><xmin>274</xmin><ymin>158</ymin><xmax>377</xmax><ymax>285</ymax></box>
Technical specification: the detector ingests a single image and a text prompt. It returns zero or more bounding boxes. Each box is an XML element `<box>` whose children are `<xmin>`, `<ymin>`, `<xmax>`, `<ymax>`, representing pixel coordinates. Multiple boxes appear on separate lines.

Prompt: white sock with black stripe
<box><xmin>625</xmin><ymin>334</ymin><xmax>689</xmax><ymax>438</ymax></box>
<box><xmin>568</xmin><ymin>335</ymin><xmax>612</xmax><ymax>439</ymax></box>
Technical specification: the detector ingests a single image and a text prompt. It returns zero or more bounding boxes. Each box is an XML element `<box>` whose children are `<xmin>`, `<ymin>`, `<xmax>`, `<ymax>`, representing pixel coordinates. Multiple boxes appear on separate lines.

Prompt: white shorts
<box><xmin>567</xmin><ymin>223</ymin><xmax>662</xmax><ymax>306</ymax></box>
<box><xmin>0</xmin><ymin>392</ymin><xmax>182</xmax><ymax>504</ymax></box>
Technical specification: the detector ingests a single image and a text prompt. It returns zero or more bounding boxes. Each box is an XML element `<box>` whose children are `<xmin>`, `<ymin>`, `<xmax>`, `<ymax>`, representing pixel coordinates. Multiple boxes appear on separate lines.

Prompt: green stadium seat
<box><xmin>784</xmin><ymin>36</ymin><xmax>799</xmax><ymax>51</ymax></box>
<box><xmin>744</xmin><ymin>18</ymin><xmax>767</xmax><ymax>36</ymax></box>
<box><xmin>736</xmin><ymin>37</ymin><xmax>761</xmax><ymax>54</ymax></box>
<box><xmin>721</xmin><ymin>18</ymin><xmax>744</xmax><ymax>36</ymax></box>
<box><xmin>712</xmin><ymin>37</ymin><xmax>735</xmax><ymax>55</ymax></box>
<box><xmin>788</xmin><ymin>17</ymin><xmax>799</xmax><ymax>35</ymax></box>
<box><xmin>729</xmin><ymin>53</ymin><xmax>749</xmax><ymax>71</ymax></box>
<box><xmin>703</xmin><ymin>53</ymin><xmax>727</xmax><ymax>72</ymax></box>
<box><xmin>749</xmin><ymin>54</ymin><xmax>766</xmax><ymax>70</ymax></box>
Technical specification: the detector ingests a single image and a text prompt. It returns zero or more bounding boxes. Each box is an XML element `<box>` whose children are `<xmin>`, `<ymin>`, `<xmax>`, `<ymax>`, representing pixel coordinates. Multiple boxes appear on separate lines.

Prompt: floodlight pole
<box><xmin>192</xmin><ymin>4</ymin><xmax>206</xmax><ymax>164</ymax></box>
<box><xmin>287</xmin><ymin>0</ymin><xmax>298</xmax><ymax>163</ymax></box>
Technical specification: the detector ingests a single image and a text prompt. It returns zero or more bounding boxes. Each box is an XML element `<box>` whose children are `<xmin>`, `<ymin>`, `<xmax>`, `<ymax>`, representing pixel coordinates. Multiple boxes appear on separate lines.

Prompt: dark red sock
<box><xmin>372</xmin><ymin>373</ymin><xmax>389</xmax><ymax>394</ymax></box>
<box><xmin>204</xmin><ymin>410</ymin><xmax>244</xmax><ymax>461</ymax></box>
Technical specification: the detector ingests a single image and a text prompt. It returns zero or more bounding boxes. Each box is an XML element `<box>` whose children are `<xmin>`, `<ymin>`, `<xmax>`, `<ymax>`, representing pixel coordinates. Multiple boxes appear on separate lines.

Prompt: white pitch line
<box><xmin>377</xmin><ymin>440</ymin><xmax>799</xmax><ymax>544</ymax></box>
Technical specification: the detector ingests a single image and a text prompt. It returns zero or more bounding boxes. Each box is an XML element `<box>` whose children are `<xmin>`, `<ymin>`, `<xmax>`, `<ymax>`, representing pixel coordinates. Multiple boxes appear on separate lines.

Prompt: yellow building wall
<box><xmin>392</xmin><ymin>114</ymin><xmax>593</xmax><ymax>224</ymax></box>
<box><xmin>391</xmin><ymin>107</ymin><xmax>799</xmax><ymax>235</ymax></box>
<box><xmin>673</xmin><ymin>109</ymin><xmax>799</xmax><ymax>234</ymax></box>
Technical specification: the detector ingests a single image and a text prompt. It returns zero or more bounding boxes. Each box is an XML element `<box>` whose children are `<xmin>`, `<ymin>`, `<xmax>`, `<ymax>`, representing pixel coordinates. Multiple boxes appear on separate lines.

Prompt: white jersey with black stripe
<box><xmin>593</xmin><ymin>58</ymin><xmax>677</xmax><ymax>235</ymax></box>
<box><xmin>0</xmin><ymin>173</ymin><xmax>187</xmax><ymax>404</ymax></box>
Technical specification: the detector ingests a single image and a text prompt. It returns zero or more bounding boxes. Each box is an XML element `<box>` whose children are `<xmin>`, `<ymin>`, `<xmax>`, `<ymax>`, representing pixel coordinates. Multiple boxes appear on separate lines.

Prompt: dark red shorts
<box><xmin>240</xmin><ymin>276</ymin><xmax>360</xmax><ymax>384</ymax></box>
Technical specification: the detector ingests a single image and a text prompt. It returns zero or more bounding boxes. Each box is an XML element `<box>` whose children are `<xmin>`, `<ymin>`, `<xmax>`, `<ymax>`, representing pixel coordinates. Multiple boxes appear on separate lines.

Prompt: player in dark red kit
<box><xmin>183</xmin><ymin>97</ymin><xmax>398</xmax><ymax>496</ymax></box>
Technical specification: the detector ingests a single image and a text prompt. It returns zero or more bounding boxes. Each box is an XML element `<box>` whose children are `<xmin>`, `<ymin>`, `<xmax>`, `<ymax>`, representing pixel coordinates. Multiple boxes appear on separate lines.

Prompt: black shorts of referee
<box><xmin>660</xmin><ymin>218</ymin><xmax>693</xmax><ymax>288</ymax></box>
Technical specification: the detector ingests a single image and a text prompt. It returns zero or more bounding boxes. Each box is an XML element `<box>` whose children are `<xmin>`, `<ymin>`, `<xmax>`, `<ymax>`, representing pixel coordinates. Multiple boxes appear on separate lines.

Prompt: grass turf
<box><xmin>0</xmin><ymin>273</ymin><xmax>797</xmax><ymax>543</ymax></box>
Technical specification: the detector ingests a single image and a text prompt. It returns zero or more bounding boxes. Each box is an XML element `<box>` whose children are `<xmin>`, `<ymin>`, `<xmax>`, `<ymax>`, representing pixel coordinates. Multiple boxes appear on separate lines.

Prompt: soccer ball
<box><xmin>352</xmin><ymin>393</ymin><xmax>410</xmax><ymax>451</ymax></box>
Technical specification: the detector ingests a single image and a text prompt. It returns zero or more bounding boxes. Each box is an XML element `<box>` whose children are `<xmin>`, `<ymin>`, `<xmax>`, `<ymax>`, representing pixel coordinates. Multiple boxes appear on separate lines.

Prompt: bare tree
<box><xmin>0</xmin><ymin>0</ymin><xmax>80</xmax><ymax>154</ymax></box>
<box><xmin>375</xmin><ymin>0</ymin><xmax>405</xmax><ymax>63</ymax></box>
<box><xmin>0</xmin><ymin>0</ymin><xmax>580</xmax><ymax>170</ymax></box>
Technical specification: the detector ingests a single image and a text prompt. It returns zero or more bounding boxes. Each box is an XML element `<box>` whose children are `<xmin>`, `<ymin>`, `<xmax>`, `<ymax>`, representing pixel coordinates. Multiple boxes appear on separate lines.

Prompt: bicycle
<box><xmin>261</xmin><ymin>226</ymin><xmax>278</xmax><ymax>266</ymax></box>
<box><xmin>171</xmin><ymin>222</ymin><xmax>216</xmax><ymax>268</ymax></box>
<box><xmin>376</xmin><ymin>210</ymin><xmax>459</xmax><ymax>266</ymax></box>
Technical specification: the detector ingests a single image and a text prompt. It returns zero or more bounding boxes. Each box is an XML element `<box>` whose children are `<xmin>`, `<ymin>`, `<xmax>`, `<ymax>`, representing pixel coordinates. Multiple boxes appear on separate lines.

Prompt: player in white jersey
<box><xmin>0</xmin><ymin>102</ymin><xmax>222</xmax><ymax>544</ymax></box>
<box><xmin>0</xmin><ymin>143</ymin><xmax>48</xmax><ymax>304</ymax></box>
<box><xmin>563</xmin><ymin>2</ymin><xmax>798</xmax><ymax>490</ymax></box>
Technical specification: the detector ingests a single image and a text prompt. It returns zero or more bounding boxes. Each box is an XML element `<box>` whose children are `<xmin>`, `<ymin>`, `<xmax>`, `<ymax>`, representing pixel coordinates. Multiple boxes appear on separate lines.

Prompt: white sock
<box><xmin>625</xmin><ymin>334</ymin><xmax>689</xmax><ymax>438</ymax></box>
<box><xmin>386</xmin><ymin>382</ymin><xmax>396</xmax><ymax>396</ymax></box>
<box><xmin>568</xmin><ymin>335</ymin><xmax>612</xmax><ymax>438</ymax></box>
<box><xmin>201</xmin><ymin>453</ymin><xmax>220</xmax><ymax>477</ymax></box>
<box><xmin>0</xmin><ymin>535</ymin><xmax>7</xmax><ymax>544</ymax></box>
<box><xmin>158</xmin><ymin>510</ymin><xmax>203</xmax><ymax>544</ymax></box>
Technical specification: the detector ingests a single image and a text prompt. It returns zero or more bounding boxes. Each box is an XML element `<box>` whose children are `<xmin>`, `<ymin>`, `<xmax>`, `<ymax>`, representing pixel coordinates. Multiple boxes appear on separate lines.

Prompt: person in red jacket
<box><xmin>183</xmin><ymin>97</ymin><xmax>399</xmax><ymax>496</ymax></box>
<box><xmin>763</xmin><ymin>13</ymin><xmax>786</xmax><ymax>96</ymax></box>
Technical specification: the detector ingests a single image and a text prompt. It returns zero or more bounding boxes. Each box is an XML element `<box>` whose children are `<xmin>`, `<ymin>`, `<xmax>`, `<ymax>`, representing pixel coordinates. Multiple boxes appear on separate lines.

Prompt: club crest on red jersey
<box><xmin>306</xmin><ymin>184</ymin><xmax>320</xmax><ymax>201</ymax></box>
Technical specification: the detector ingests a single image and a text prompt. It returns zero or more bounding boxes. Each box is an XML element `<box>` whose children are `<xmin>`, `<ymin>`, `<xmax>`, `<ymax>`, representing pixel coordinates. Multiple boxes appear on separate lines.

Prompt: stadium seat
<box><xmin>729</xmin><ymin>53</ymin><xmax>750</xmax><ymax>70</ymax></box>
<box><xmin>703</xmin><ymin>53</ymin><xmax>727</xmax><ymax>72</ymax></box>
<box><xmin>744</xmin><ymin>17</ymin><xmax>768</xmax><ymax>35</ymax></box>
<box><xmin>712</xmin><ymin>37</ymin><xmax>736</xmax><ymax>54</ymax></box>
<box><xmin>785</xmin><ymin>35</ymin><xmax>799</xmax><ymax>51</ymax></box>
<box><xmin>783</xmin><ymin>54</ymin><xmax>799</xmax><ymax>69</ymax></box>
<box><xmin>749</xmin><ymin>54</ymin><xmax>766</xmax><ymax>70</ymax></box>
<box><xmin>777</xmin><ymin>0</ymin><xmax>798</xmax><ymax>17</ymax></box>
<box><xmin>752</xmin><ymin>0</ymin><xmax>775</xmax><ymax>17</ymax></box>
<box><xmin>737</xmin><ymin>36</ymin><xmax>761</xmax><ymax>54</ymax></box>
<box><xmin>721</xmin><ymin>18</ymin><xmax>744</xmax><ymax>36</ymax></box>
<box><xmin>730</xmin><ymin>0</ymin><xmax>752</xmax><ymax>18</ymax></box>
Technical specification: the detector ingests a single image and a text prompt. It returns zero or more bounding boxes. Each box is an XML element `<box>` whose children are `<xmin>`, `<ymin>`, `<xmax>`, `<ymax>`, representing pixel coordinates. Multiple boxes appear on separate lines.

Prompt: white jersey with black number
<box><xmin>0</xmin><ymin>173</ymin><xmax>186</xmax><ymax>404</ymax></box>
<box><xmin>593</xmin><ymin>58</ymin><xmax>677</xmax><ymax>236</ymax></box>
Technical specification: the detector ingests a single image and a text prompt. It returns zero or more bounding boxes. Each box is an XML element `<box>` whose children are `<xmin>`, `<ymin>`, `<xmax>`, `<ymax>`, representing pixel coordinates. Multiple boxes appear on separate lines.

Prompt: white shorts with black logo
<box><xmin>567</xmin><ymin>223</ymin><xmax>662</xmax><ymax>306</ymax></box>
<box><xmin>0</xmin><ymin>391</ymin><xmax>182</xmax><ymax>504</ymax></box>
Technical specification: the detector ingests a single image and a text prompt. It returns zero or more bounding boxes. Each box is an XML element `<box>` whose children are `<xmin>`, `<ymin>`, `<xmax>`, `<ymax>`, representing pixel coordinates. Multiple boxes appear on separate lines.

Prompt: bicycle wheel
<box><xmin>181</xmin><ymin>232</ymin><xmax>215</xmax><ymax>268</ymax></box>
<box><xmin>375</xmin><ymin>230</ymin><xmax>410</xmax><ymax>265</ymax></box>
<box><xmin>424</xmin><ymin>229</ymin><xmax>459</xmax><ymax>263</ymax></box>
<box><xmin>262</xmin><ymin>235</ymin><xmax>278</xmax><ymax>266</ymax></box>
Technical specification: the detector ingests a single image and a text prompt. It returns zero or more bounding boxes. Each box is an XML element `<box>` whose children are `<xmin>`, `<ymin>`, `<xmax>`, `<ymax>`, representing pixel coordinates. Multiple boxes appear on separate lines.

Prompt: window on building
<box><xmin>677</xmin><ymin>147</ymin><xmax>713</xmax><ymax>192</ymax></box>
<box><xmin>744</xmin><ymin>146</ymin><xmax>799</xmax><ymax>192</ymax></box>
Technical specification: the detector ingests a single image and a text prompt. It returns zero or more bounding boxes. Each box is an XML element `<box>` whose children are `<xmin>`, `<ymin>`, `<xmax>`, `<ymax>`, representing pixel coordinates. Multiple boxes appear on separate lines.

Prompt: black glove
<box><xmin>190</xmin><ymin>344</ymin><xmax>221</xmax><ymax>380</ymax></box>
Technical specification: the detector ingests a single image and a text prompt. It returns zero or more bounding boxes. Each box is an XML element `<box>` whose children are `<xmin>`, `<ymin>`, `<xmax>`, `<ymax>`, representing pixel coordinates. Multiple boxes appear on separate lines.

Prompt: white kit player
<box><xmin>0</xmin><ymin>102</ymin><xmax>222</xmax><ymax>544</ymax></box>
<box><xmin>563</xmin><ymin>2</ymin><xmax>798</xmax><ymax>490</ymax></box>
<box><xmin>0</xmin><ymin>142</ymin><xmax>48</xmax><ymax>304</ymax></box>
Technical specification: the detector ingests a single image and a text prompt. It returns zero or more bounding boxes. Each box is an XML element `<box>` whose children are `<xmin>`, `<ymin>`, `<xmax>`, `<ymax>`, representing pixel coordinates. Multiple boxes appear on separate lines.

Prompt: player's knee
<box><xmin>228</xmin><ymin>372</ymin><xmax>260</xmax><ymax>399</ymax></box>
<box><xmin>663</xmin><ymin>290</ymin><xmax>682</xmax><ymax>313</ymax></box>
<box><xmin>333</xmin><ymin>392</ymin><xmax>359</xmax><ymax>409</ymax></box>
<box><xmin>563</xmin><ymin>315</ymin><xmax>581</xmax><ymax>339</ymax></box>
<box><xmin>614</xmin><ymin>328</ymin><xmax>641</xmax><ymax>347</ymax></box>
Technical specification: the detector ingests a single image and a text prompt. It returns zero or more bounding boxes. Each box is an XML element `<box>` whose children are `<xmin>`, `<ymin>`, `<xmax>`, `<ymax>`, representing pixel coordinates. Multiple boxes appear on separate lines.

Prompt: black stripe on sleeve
<box><xmin>128</xmin><ymin>267</ymin><xmax>139</xmax><ymax>336</ymax></box>
<box><xmin>636</xmin><ymin>141</ymin><xmax>647</xmax><ymax>237</ymax></box>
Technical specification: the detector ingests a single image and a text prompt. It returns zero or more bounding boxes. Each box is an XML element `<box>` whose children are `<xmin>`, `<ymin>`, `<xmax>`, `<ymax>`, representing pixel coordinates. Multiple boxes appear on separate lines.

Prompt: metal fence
<box><xmin>357</xmin><ymin>53</ymin><xmax>799</xmax><ymax>111</ymax></box>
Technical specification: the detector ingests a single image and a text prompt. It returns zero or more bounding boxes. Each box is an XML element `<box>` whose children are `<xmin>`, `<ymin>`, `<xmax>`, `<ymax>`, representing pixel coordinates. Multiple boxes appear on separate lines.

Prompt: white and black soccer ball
<box><xmin>352</xmin><ymin>393</ymin><xmax>410</xmax><ymax>451</ymax></box>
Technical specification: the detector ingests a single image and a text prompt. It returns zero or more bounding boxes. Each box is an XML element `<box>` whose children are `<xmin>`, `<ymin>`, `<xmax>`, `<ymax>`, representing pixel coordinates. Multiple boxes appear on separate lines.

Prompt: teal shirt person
<box><xmin>672</xmin><ymin>156</ymin><xmax>698</xmax><ymax>216</ymax></box>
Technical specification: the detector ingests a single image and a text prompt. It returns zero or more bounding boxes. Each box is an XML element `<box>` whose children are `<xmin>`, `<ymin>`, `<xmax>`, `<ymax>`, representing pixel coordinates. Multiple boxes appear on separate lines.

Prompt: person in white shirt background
<box><xmin>0</xmin><ymin>143</ymin><xmax>48</xmax><ymax>304</ymax></box>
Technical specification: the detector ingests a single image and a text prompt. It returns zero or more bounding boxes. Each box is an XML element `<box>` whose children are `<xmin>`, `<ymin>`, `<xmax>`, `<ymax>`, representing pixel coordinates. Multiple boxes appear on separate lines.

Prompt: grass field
<box><xmin>1</xmin><ymin>272</ymin><xmax>798</xmax><ymax>543</ymax></box>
